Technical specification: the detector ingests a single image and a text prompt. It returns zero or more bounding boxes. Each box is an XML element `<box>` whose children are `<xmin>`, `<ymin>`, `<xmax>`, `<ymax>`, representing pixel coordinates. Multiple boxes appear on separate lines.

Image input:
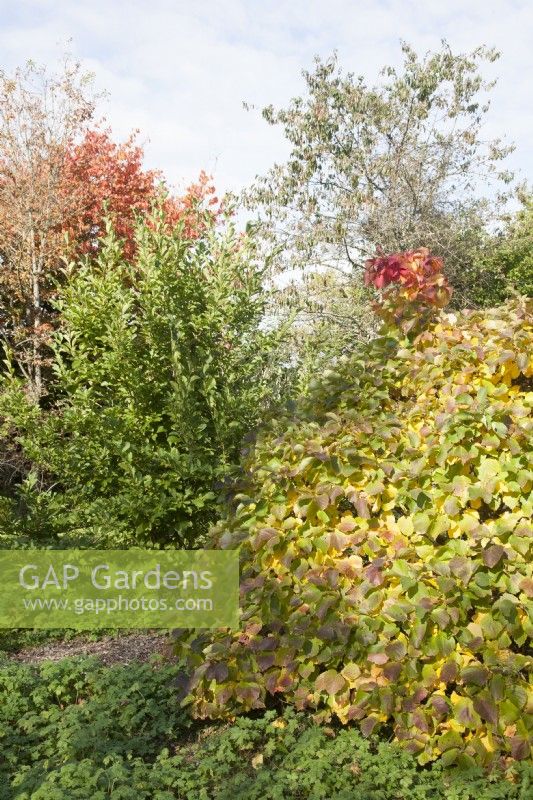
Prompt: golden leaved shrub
<box><xmin>175</xmin><ymin>298</ymin><xmax>533</xmax><ymax>768</ymax></box>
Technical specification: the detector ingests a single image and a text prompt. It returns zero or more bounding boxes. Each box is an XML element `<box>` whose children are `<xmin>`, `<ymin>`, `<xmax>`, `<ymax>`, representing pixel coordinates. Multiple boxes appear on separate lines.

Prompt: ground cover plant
<box><xmin>0</xmin><ymin>655</ymin><xmax>531</xmax><ymax>800</ymax></box>
<box><xmin>174</xmin><ymin>252</ymin><xmax>533</xmax><ymax>768</ymax></box>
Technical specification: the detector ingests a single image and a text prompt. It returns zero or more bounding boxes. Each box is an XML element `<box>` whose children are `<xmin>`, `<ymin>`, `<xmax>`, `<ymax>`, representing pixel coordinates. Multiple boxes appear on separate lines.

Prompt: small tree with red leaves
<box><xmin>63</xmin><ymin>131</ymin><xmax>219</xmax><ymax>260</ymax></box>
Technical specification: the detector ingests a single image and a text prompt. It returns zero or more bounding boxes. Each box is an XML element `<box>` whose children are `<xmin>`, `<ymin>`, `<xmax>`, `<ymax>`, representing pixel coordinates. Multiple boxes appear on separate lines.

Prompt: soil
<box><xmin>9</xmin><ymin>631</ymin><xmax>171</xmax><ymax>666</ymax></box>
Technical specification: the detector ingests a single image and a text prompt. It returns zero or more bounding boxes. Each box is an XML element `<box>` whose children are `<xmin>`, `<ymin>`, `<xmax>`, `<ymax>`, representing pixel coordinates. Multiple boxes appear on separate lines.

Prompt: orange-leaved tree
<box><xmin>62</xmin><ymin>130</ymin><xmax>219</xmax><ymax>259</ymax></box>
<box><xmin>0</xmin><ymin>57</ymin><xmax>97</xmax><ymax>399</ymax></box>
<box><xmin>0</xmin><ymin>58</ymin><xmax>219</xmax><ymax>400</ymax></box>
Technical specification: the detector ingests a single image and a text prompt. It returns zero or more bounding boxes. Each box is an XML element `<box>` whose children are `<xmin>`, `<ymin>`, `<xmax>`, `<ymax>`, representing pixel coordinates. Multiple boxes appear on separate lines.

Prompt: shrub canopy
<box><xmin>176</xmin><ymin>295</ymin><xmax>533</xmax><ymax>767</ymax></box>
<box><xmin>0</xmin><ymin>211</ymin><xmax>286</xmax><ymax>546</ymax></box>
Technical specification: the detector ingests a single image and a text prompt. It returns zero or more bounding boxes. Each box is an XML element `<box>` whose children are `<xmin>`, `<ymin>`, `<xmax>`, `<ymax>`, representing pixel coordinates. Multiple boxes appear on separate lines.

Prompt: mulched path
<box><xmin>9</xmin><ymin>631</ymin><xmax>171</xmax><ymax>666</ymax></box>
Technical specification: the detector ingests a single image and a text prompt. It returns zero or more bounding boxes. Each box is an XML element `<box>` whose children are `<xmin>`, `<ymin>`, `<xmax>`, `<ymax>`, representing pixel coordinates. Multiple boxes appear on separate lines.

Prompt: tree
<box><xmin>245</xmin><ymin>41</ymin><xmax>515</xmax><ymax>349</ymax></box>
<box><xmin>272</xmin><ymin>270</ymin><xmax>376</xmax><ymax>396</ymax></box>
<box><xmin>0</xmin><ymin>58</ymin><xmax>220</xmax><ymax>402</ymax></box>
<box><xmin>0</xmin><ymin>57</ymin><xmax>98</xmax><ymax>400</ymax></box>
<box><xmin>62</xmin><ymin>131</ymin><xmax>220</xmax><ymax>259</ymax></box>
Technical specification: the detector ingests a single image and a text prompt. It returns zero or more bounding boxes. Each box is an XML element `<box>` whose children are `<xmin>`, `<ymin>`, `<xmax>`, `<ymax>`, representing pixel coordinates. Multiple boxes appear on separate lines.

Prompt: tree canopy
<box><xmin>245</xmin><ymin>41</ymin><xmax>518</xmax><ymax>364</ymax></box>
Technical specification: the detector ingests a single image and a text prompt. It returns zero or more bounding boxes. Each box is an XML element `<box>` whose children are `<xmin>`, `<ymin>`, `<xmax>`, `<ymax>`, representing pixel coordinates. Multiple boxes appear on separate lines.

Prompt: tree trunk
<box><xmin>30</xmin><ymin>223</ymin><xmax>42</xmax><ymax>402</ymax></box>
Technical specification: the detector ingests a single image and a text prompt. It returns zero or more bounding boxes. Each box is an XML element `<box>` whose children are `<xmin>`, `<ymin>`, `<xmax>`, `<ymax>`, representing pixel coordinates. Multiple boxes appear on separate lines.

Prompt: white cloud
<box><xmin>0</xmin><ymin>0</ymin><xmax>531</xmax><ymax>197</ymax></box>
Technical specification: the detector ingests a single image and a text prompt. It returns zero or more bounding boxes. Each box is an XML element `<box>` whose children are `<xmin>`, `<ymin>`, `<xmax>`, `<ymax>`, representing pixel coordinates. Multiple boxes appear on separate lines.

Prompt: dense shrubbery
<box><xmin>471</xmin><ymin>195</ymin><xmax>533</xmax><ymax>307</ymax></box>
<box><xmin>0</xmin><ymin>211</ymin><xmax>287</xmax><ymax>546</ymax></box>
<box><xmin>1</xmin><ymin>45</ymin><xmax>531</xmax><ymax>798</ymax></box>
<box><xmin>174</xmin><ymin>291</ymin><xmax>533</xmax><ymax>767</ymax></box>
<box><xmin>0</xmin><ymin>655</ymin><xmax>531</xmax><ymax>799</ymax></box>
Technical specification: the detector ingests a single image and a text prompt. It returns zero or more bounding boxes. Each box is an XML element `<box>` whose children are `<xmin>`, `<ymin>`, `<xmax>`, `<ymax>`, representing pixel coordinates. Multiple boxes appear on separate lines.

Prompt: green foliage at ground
<box><xmin>0</xmin><ymin>656</ymin><xmax>187</xmax><ymax>799</ymax></box>
<box><xmin>175</xmin><ymin>298</ymin><xmax>533</xmax><ymax>767</ymax></box>
<box><xmin>0</xmin><ymin>655</ymin><xmax>530</xmax><ymax>800</ymax></box>
<box><xmin>0</xmin><ymin>212</ymin><xmax>288</xmax><ymax>547</ymax></box>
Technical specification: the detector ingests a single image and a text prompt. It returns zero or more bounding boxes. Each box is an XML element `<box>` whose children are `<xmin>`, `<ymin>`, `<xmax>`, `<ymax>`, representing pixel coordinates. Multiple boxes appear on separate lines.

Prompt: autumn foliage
<box><xmin>365</xmin><ymin>248</ymin><xmax>452</xmax><ymax>330</ymax></box>
<box><xmin>0</xmin><ymin>114</ymin><xmax>218</xmax><ymax>394</ymax></box>
<box><xmin>174</xmin><ymin>287</ymin><xmax>532</xmax><ymax>768</ymax></box>
<box><xmin>62</xmin><ymin>130</ymin><xmax>219</xmax><ymax>259</ymax></box>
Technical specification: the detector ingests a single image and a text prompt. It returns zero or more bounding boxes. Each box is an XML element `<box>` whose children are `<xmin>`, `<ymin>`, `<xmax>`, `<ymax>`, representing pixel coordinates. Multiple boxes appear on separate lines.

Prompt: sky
<box><xmin>0</xmin><ymin>0</ymin><xmax>531</xmax><ymax>197</ymax></box>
